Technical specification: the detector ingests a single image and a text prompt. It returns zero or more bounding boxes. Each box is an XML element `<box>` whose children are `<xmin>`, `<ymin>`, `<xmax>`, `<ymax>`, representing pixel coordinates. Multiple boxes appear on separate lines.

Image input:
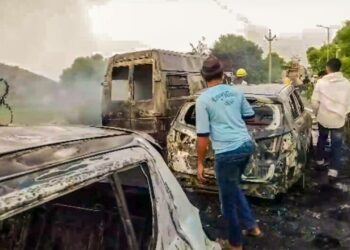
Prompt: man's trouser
<box><xmin>215</xmin><ymin>140</ymin><xmax>257</xmax><ymax>246</ymax></box>
<box><xmin>316</xmin><ymin>123</ymin><xmax>344</xmax><ymax>171</ymax></box>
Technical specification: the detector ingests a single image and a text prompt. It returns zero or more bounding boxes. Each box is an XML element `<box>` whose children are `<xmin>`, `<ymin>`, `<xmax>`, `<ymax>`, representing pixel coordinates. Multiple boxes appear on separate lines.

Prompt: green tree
<box><xmin>189</xmin><ymin>36</ymin><xmax>210</xmax><ymax>56</ymax></box>
<box><xmin>262</xmin><ymin>52</ymin><xmax>286</xmax><ymax>82</ymax></box>
<box><xmin>334</xmin><ymin>21</ymin><xmax>350</xmax><ymax>57</ymax></box>
<box><xmin>212</xmin><ymin>34</ymin><xmax>265</xmax><ymax>83</ymax></box>
<box><xmin>306</xmin><ymin>45</ymin><xmax>338</xmax><ymax>73</ymax></box>
<box><xmin>59</xmin><ymin>54</ymin><xmax>107</xmax><ymax>124</ymax></box>
<box><xmin>307</xmin><ymin>21</ymin><xmax>350</xmax><ymax>78</ymax></box>
<box><xmin>60</xmin><ymin>54</ymin><xmax>107</xmax><ymax>89</ymax></box>
<box><xmin>334</xmin><ymin>21</ymin><xmax>350</xmax><ymax>77</ymax></box>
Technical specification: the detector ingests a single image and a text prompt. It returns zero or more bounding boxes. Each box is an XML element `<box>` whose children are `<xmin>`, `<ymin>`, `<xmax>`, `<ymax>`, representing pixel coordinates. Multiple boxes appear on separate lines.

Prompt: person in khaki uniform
<box><xmin>283</xmin><ymin>68</ymin><xmax>303</xmax><ymax>87</ymax></box>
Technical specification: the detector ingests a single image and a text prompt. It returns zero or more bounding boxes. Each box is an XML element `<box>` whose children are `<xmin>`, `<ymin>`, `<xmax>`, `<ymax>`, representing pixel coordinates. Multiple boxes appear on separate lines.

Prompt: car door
<box><xmin>293</xmin><ymin>90</ymin><xmax>312</xmax><ymax>148</ymax></box>
<box><xmin>103</xmin><ymin>65</ymin><xmax>132</xmax><ymax>128</ymax></box>
<box><xmin>288</xmin><ymin>90</ymin><xmax>310</xmax><ymax>165</ymax></box>
<box><xmin>167</xmin><ymin>102</ymin><xmax>216</xmax><ymax>178</ymax></box>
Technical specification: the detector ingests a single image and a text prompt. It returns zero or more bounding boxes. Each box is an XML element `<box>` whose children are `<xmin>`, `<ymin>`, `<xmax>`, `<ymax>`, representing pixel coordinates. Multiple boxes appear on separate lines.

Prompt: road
<box><xmin>187</xmin><ymin>162</ymin><xmax>350</xmax><ymax>249</ymax></box>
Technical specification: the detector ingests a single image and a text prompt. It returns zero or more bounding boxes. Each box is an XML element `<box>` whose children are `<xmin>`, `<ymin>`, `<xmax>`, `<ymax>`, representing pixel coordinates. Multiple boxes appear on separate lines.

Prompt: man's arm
<box><xmin>197</xmin><ymin>136</ymin><xmax>209</xmax><ymax>182</ymax></box>
<box><xmin>241</xmin><ymin>94</ymin><xmax>255</xmax><ymax>123</ymax></box>
<box><xmin>311</xmin><ymin>81</ymin><xmax>320</xmax><ymax>114</ymax></box>
<box><xmin>196</xmin><ymin>98</ymin><xmax>210</xmax><ymax>183</ymax></box>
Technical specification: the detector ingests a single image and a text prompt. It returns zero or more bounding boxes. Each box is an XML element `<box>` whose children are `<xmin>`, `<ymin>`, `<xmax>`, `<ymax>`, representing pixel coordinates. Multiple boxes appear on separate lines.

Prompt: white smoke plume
<box><xmin>0</xmin><ymin>0</ymin><xmax>116</xmax><ymax>79</ymax></box>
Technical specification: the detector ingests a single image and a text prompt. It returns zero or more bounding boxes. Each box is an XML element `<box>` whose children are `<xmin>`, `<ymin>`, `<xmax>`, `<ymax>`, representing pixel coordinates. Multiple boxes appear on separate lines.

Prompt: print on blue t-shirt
<box><xmin>196</xmin><ymin>84</ymin><xmax>255</xmax><ymax>154</ymax></box>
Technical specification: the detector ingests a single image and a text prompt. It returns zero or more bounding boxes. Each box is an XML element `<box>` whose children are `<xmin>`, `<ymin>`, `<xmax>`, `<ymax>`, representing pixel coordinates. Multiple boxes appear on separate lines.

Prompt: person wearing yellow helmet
<box><xmin>234</xmin><ymin>68</ymin><xmax>248</xmax><ymax>85</ymax></box>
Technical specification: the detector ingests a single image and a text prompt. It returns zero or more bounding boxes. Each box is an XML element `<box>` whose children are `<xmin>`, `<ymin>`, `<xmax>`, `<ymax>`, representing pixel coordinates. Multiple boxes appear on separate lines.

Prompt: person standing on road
<box><xmin>233</xmin><ymin>68</ymin><xmax>248</xmax><ymax>85</ymax></box>
<box><xmin>196</xmin><ymin>56</ymin><xmax>262</xmax><ymax>250</ymax></box>
<box><xmin>312</xmin><ymin>58</ymin><xmax>350</xmax><ymax>180</ymax></box>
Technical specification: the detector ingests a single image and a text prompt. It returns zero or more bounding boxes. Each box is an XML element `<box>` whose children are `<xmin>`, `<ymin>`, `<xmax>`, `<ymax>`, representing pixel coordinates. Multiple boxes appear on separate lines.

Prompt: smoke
<box><xmin>211</xmin><ymin>0</ymin><xmax>251</xmax><ymax>25</ymax></box>
<box><xmin>0</xmin><ymin>0</ymin><xmax>112</xmax><ymax>79</ymax></box>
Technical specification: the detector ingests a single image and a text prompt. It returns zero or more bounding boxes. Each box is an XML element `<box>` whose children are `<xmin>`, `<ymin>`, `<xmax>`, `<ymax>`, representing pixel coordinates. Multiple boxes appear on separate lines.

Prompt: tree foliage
<box><xmin>307</xmin><ymin>21</ymin><xmax>350</xmax><ymax>78</ymax></box>
<box><xmin>262</xmin><ymin>52</ymin><xmax>286</xmax><ymax>83</ymax></box>
<box><xmin>190</xmin><ymin>36</ymin><xmax>210</xmax><ymax>56</ymax></box>
<box><xmin>212</xmin><ymin>34</ymin><xmax>285</xmax><ymax>83</ymax></box>
<box><xmin>212</xmin><ymin>34</ymin><xmax>265</xmax><ymax>83</ymax></box>
<box><xmin>60</xmin><ymin>54</ymin><xmax>107</xmax><ymax>89</ymax></box>
<box><xmin>334</xmin><ymin>21</ymin><xmax>350</xmax><ymax>57</ymax></box>
<box><xmin>59</xmin><ymin>54</ymin><xmax>107</xmax><ymax>124</ymax></box>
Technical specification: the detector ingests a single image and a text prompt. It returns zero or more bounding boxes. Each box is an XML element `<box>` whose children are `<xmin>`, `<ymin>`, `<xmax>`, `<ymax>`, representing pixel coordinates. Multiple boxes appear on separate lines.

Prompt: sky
<box><xmin>1</xmin><ymin>0</ymin><xmax>349</xmax><ymax>80</ymax></box>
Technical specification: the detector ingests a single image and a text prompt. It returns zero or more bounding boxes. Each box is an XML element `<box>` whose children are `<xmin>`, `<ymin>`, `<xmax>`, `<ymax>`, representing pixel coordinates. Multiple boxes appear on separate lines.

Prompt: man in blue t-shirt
<box><xmin>196</xmin><ymin>56</ymin><xmax>262</xmax><ymax>250</ymax></box>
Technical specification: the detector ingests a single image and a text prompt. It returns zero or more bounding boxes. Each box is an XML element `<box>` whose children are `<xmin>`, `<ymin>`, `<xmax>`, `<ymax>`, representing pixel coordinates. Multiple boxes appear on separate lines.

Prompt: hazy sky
<box><xmin>1</xmin><ymin>0</ymin><xmax>349</xmax><ymax>79</ymax></box>
<box><xmin>88</xmin><ymin>0</ymin><xmax>348</xmax><ymax>50</ymax></box>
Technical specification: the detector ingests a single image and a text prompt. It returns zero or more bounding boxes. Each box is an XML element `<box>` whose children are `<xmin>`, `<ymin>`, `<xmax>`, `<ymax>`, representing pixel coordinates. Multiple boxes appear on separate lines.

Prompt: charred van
<box><xmin>101</xmin><ymin>50</ymin><xmax>205</xmax><ymax>147</ymax></box>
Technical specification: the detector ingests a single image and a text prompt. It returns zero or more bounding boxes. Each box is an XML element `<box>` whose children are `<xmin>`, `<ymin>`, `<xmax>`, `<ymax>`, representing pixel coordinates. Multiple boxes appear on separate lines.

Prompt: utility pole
<box><xmin>317</xmin><ymin>25</ymin><xmax>331</xmax><ymax>61</ymax></box>
<box><xmin>265</xmin><ymin>29</ymin><xmax>277</xmax><ymax>83</ymax></box>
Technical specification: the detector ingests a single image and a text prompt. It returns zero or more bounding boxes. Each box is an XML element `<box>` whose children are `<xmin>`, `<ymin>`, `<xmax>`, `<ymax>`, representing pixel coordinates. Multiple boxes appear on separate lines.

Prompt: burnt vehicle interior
<box><xmin>111</xmin><ymin>66</ymin><xmax>129</xmax><ymax>101</ymax></box>
<box><xmin>183</xmin><ymin>100</ymin><xmax>276</xmax><ymax>128</ymax></box>
<box><xmin>133</xmin><ymin>64</ymin><xmax>153</xmax><ymax>101</ymax></box>
<box><xmin>111</xmin><ymin>64</ymin><xmax>153</xmax><ymax>102</ymax></box>
<box><xmin>0</xmin><ymin>163</ymin><xmax>155</xmax><ymax>250</ymax></box>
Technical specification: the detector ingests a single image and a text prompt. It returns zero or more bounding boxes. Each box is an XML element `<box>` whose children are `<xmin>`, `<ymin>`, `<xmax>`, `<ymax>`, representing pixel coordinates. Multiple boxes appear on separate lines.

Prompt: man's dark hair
<box><xmin>201</xmin><ymin>56</ymin><xmax>224</xmax><ymax>82</ymax></box>
<box><xmin>203</xmin><ymin>71</ymin><xmax>223</xmax><ymax>82</ymax></box>
<box><xmin>326</xmin><ymin>58</ymin><xmax>342</xmax><ymax>72</ymax></box>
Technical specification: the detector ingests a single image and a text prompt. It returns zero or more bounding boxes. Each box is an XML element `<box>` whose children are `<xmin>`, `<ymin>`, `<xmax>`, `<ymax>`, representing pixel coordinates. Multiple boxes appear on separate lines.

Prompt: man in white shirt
<box><xmin>311</xmin><ymin>58</ymin><xmax>350</xmax><ymax>180</ymax></box>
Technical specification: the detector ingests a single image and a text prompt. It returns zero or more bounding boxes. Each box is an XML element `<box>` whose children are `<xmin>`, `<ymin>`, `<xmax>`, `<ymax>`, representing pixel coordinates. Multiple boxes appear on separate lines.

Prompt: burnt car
<box><xmin>0</xmin><ymin>126</ymin><xmax>220</xmax><ymax>250</ymax></box>
<box><xmin>167</xmin><ymin>84</ymin><xmax>313</xmax><ymax>199</ymax></box>
<box><xmin>101</xmin><ymin>50</ymin><xmax>206</xmax><ymax>148</ymax></box>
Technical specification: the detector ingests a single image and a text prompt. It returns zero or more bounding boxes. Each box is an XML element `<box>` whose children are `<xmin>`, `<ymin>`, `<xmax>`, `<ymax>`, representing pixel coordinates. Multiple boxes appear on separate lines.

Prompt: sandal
<box><xmin>242</xmin><ymin>227</ymin><xmax>263</xmax><ymax>238</ymax></box>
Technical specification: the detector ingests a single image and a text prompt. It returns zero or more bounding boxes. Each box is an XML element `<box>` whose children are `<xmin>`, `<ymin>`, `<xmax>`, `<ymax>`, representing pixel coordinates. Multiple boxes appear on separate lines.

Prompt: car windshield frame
<box><xmin>178</xmin><ymin>99</ymin><xmax>282</xmax><ymax>130</ymax></box>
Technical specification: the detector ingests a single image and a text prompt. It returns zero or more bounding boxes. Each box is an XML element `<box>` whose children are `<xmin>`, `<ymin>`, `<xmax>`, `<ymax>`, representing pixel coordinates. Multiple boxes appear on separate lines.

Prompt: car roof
<box><xmin>110</xmin><ymin>49</ymin><xmax>205</xmax><ymax>72</ymax></box>
<box><xmin>0</xmin><ymin>126</ymin><xmax>125</xmax><ymax>155</ymax></box>
<box><xmin>0</xmin><ymin>126</ymin><xmax>159</xmax><ymax>179</ymax></box>
<box><xmin>192</xmin><ymin>84</ymin><xmax>291</xmax><ymax>101</ymax></box>
<box><xmin>235</xmin><ymin>83</ymin><xmax>290</xmax><ymax>96</ymax></box>
<box><xmin>0</xmin><ymin>126</ymin><xmax>157</xmax><ymax>219</ymax></box>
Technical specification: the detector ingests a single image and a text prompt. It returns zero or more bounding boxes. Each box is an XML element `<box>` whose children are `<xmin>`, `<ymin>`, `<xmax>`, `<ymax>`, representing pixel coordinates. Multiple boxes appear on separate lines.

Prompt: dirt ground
<box><xmin>187</xmin><ymin>161</ymin><xmax>350</xmax><ymax>250</ymax></box>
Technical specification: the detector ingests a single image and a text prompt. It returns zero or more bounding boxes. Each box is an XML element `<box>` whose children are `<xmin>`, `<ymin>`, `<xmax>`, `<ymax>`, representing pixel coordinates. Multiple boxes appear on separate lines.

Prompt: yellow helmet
<box><xmin>236</xmin><ymin>68</ymin><xmax>248</xmax><ymax>77</ymax></box>
<box><xmin>284</xmin><ymin>77</ymin><xmax>292</xmax><ymax>86</ymax></box>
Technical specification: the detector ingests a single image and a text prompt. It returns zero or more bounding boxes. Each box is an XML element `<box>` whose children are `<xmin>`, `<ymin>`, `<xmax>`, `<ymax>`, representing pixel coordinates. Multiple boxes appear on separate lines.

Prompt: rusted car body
<box><xmin>167</xmin><ymin>84</ymin><xmax>313</xmax><ymax>199</ymax></box>
<box><xmin>0</xmin><ymin>126</ymin><xmax>220</xmax><ymax>250</ymax></box>
<box><xmin>102</xmin><ymin>50</ymin><xmax>206</xmax><ymax>148</ymax></box>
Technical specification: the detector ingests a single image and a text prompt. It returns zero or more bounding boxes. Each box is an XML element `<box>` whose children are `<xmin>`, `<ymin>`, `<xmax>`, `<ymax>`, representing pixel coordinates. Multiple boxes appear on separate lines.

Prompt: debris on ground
<box><xmin>186</xmin><ymin>165</ymin><xmax>350</xmax><ymax>250</ymax></box>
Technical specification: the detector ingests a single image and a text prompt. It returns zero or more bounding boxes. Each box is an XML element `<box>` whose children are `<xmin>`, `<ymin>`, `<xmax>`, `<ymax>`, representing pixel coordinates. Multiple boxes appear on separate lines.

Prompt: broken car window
<box><xmin>111</xmin><ymin>66</ymin><xmax>129</xmax><ymax>101</ymax></box>
<box><xmin>0</xmin><ymin>164</ymin><xmax>155</xmax><ymax>250</ymax></box>
<box><xmin>117</xmin><ymin>163</ymin><xmax>155</xmax><ymax>249</ymax></box>
<box><xmin>184</xmin><ymin>102</ymin><xmax>275</xmax><ymax>127</ymax></box>
<box><xmin>167</xmin><ymin>74</ymin><xmax>190</xmax><ymax>98</ymax></box>
<box><xmin>133</xmin><ymin>64</ymin><xmax>153</xmax><ymax>101</ymax></box>
<box><xmin>0</xmin><ymin>178</ymin><xmax>131</xmax><ymax>249</ymax></box>
<box><xmin>292</xmin><ymin>91</ymin><xmax>305</xmax><ymax>114</ymax></box>
<box><xmin>246</xmin><ymin>105</ymin><xmax>274</xmax><ymax>126</ymax></box>
<box><xmin>184</xmin><ymin>104</ymin><xmax>196</xmax><ymax>126</ymax></box>
<box><xmin>288</xmin><ymin>94</ymin><xmax>299</xmax><ymax>119</ymax></box>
